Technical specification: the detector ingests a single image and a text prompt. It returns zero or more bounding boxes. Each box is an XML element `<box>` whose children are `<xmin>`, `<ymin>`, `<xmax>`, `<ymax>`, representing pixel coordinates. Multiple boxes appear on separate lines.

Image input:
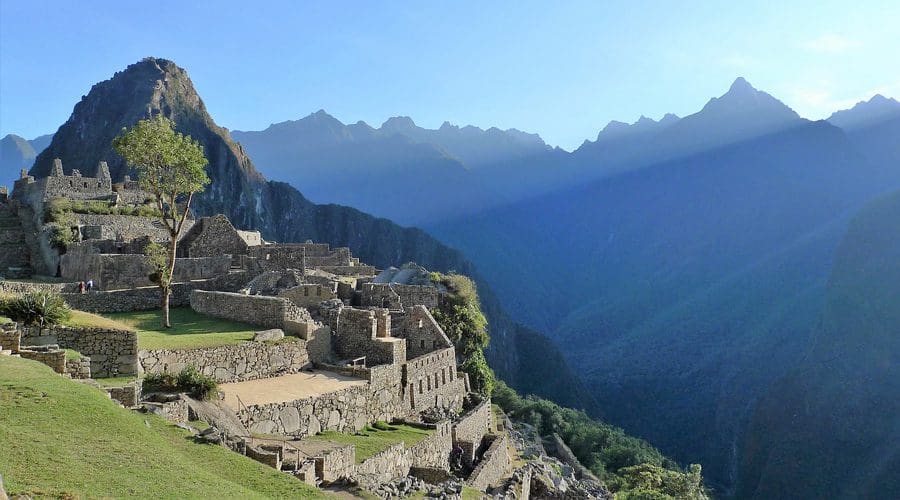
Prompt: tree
<box><xmin>113</xmin><ymin>115</ymin><xmax>209</xmax><ymax>327</ymax></box>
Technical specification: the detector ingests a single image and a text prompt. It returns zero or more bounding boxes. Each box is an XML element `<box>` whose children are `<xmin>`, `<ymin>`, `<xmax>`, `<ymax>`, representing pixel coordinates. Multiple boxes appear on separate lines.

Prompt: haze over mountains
<box><xmin>5</xmin><ymin>63</ymin><xmax>900</xmax><ymax>499</ymax></box>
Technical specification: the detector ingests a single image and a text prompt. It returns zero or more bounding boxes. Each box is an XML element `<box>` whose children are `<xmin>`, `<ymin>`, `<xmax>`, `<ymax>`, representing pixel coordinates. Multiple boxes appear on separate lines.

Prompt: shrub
<box><xmin>0</xmin><ymin>290</ymin><xmax>72</xmax><ymax>327</ymax></box>
<box><xmin>144</xmin><ymin>365</ymin><xmax>218</xmax><ymax>400</ymax></box>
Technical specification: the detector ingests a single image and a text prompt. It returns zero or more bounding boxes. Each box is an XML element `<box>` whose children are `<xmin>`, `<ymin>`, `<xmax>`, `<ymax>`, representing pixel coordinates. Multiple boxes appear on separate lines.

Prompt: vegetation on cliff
<box><xmin>492</xmin><ymin>381</ymin><xmax>707</xmax><ymax>499</ymax></box>
<box><xmin>429</xmin><ymin>272</ymin><xmax>495</xmax><ymax>395</ymax></box>
<box><xmin>431</xmin><ymin>271</ymin><xmax>706</xmax><ymax>498</ymax></box>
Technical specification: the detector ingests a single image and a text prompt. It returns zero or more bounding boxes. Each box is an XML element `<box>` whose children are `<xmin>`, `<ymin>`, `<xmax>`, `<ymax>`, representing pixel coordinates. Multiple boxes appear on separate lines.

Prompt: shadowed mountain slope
<box><xmin>738</xmin><ymin>190</ymin><xmax>900</xmax><ymax>499</ymax></box>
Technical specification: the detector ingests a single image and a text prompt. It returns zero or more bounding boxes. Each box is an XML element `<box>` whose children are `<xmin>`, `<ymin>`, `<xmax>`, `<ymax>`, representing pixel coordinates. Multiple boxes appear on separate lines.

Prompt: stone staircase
<box><xmin>0</xmin><ymin>203</ymin><xmax>33</xmax><ymax>278</ymax></box>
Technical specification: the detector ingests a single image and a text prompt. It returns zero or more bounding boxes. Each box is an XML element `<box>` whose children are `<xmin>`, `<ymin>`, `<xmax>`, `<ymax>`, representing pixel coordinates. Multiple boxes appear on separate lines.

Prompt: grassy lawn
<box><xmin>0</xmin><ymin>356</ymin><xmax>326</xmax><ymax>499</ymax></box>
<box><xmin>93</xmin><ymin>375</ymin><xmax>139</xmax><ymax>388</ymax></box>
<box><xmin>62</xmin><ymin>309</ymin><xmax>135</xmax><ymax>330</ymax></box>
<box><xmin>307</xmin><ymin>423</ymin><xmax>433</xmax><ymax>463</ymax></box>
<box><xmin>103</xmin><ymin>307</ymin><xmax>258</xmax><ymax>350</ymax></box>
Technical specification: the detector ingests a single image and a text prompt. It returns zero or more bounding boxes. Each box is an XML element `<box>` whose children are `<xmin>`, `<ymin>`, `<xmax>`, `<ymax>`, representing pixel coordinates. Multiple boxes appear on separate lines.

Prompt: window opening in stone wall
<box><xmin>420</xmin><ymin>339</ymin><xmax>425</xmax><ymax>349</ymax></box>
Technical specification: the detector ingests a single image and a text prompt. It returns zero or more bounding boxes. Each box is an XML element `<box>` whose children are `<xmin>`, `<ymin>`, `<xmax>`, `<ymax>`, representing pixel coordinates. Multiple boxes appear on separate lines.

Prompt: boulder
<box><xmin>253</xmin><ymin>329</ymin><xmax>284</xmax><ymax>342</ymax></box>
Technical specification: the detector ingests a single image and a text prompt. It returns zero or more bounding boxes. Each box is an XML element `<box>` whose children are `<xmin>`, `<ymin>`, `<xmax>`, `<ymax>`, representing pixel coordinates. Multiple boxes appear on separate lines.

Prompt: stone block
<box><xmin>253</xmin><ymin>329</ymin><xmax>284</xmax><ymax>342</ymax></box>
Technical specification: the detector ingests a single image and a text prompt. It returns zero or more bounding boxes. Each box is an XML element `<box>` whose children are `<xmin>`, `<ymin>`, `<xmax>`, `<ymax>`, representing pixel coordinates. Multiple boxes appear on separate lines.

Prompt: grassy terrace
<box><xmin>69</xmin><ymin>307</ymin><xmax>257</xmax><ymax>350</ymax></box>
<box><xmin>0</xmin><ymin>356</ymin><xmax>325</xmax><ymax>499</ymax></box>
<box><xmin>307</xmin><ymin>423</ymin><xmax>433</xmax><ymax>463</ymax></box>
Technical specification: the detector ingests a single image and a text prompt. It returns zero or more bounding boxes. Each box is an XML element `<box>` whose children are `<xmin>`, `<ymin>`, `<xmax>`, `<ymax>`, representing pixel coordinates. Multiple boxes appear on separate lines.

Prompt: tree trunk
<box><xmin>163</xmin><ymin>236</ymin><xmax>179</xmax><ymax>329</ymax></box>
<box><xmin>162</xmin><ymin>285</ymin><xmax>171</xmax><ymax>328</ymax></box>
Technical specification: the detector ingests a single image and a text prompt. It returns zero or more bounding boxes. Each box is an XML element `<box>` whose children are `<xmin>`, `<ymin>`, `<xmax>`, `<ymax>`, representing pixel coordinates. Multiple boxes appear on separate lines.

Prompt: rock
<box><xmin>253</xmin><ymin>329</ymin><xmax>284</xmax><ymax>342</ymax></box>
<box><xmin>279</xmin><ymin>406</ymin><xmax>301</xmax><ymax>433</ymax></box>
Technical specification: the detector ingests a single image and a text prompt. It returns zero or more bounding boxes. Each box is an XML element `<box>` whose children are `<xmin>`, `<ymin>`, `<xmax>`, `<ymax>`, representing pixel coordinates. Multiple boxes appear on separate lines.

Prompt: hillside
<box><xmin>738</xmin><ymin>191</ymin><xmax>900</xmax><ymax>499</ymax></box>
<box><xmin>0</xmin><ymin>356</ymin><xmax>325</xmax><ymax>499</ymax></box>
<box><xmin>22</xmin><ymin>57</ymin><xmax>594</xmax><ymax>413</ymax></box>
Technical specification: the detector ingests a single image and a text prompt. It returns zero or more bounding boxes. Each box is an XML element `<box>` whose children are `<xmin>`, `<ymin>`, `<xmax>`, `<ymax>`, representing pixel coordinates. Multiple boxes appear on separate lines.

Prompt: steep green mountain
<box><xmin>738</xmin><ymin>191</ymin><xmax>900</xmax><ymax>499</ymax></box>
<box><xmin>0</xmin><ymin>133</ymin><xmax>51</xmax><ymax>188</ymax></box>
<box><xmin>429</xmin><ymin>116</ymin><xmax>900</xmax><ymax>493</ymax></box>
<box><xmin>24</xmin><ymin>57</ymin><xmax>593</xmax><ymax>412</ymax></box>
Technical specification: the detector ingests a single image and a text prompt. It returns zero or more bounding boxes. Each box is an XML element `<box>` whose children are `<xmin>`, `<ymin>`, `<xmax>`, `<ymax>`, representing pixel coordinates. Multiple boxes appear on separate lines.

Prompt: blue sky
<box><xmin>1</xmin><ymin>0</ymin><xmax>898</xmax><ymax>150</ymax></box>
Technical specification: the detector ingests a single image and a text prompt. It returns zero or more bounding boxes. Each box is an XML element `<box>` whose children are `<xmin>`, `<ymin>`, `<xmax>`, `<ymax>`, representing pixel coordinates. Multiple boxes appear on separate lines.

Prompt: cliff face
<box><xmin>25</xmin><ymin>57</ymin><xmax>592</xmax><ymax>410</ymax></box>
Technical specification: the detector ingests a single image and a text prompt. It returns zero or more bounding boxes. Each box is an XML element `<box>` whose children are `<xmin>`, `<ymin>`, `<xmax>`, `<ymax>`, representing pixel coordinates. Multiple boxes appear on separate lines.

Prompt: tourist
<box><xmin>78</xmin><ymin>281</ymin><xmax>85</xmax><ymax>294</ymax></box>
<box><xmin>86</xmin><ymin>279</ymin><xmax>94</xmax><ymax>291</ymax></box>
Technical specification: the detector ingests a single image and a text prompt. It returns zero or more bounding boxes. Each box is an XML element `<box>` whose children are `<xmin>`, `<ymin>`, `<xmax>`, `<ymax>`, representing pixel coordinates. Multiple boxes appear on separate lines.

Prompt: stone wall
<box><xmin>66</xmin><ymin>356</ymin><xmax>91</xmax><ymax>379</ymax></box>
<box><xmin>60</xmin><ymin>273</ymin><xmax>253</xmax><ymax>313</ymax></box>
<box><xmin>403</xmin><ymin>348</ymin><xmax>466</xmax><ymax>412</ymax></box>
<box><xmin>350</xmin><ymin>421</ymin><xmax>452</xmax><ymax>485</ymax></box>
<box><xmin>139</xmin><ymin>340</ymin><xmax>311</xmax><ymax>383</ymax></box>
<box><xmin>332</xmin><ymin>307</ymin><xmax>406</xmax><ymax>366</ymax></box>
<box><xmin>72</xmin><ymin>213</ymin><xmax>187</xmax><ymax>242</ymax></box>
<box><xmin>60</xmin><ymin>244</ymin><xmax>230</xmax><ymax>290</ymax></box>
<box><xmin>19</xmin><ymin>347</ymin><xmax>66</xmax><ymax>373</ymax></box>
<box><xmin>397</xmin><ymin>306</ymin><xmax>453</xmax><ymax>359</ymax></box>
<box><xmin>317</xmin><ymin>445</ymin><xmax>355</xmax><ymax>483</ymax></box>
<box><xmin>20</xmin><ymin>326</ymin><xmax>137</xmax><ymax>377</ymax></box>
<box><xmin>359</xmin><ymin>283</ymin><xmax>402</xmax><ymax>309</ymax></box>
<box><xmin>453</xmin><ymin>398</ymin><xmax>492</xmax><ymax>465</ymax></box>
<box><xmin>108</xmin><ymin>383</ymin><xmax>140</xmax><ymax>407</ymax></box>
<box><xmin>0</xmin><ymin>323</ymin><xmax>20</xmax><ymax>352</ymax></box>
<box><xmin>467</xmin><ymin>434</ymin><xmax>511</xmax><ymax>491</ymax></box>
<box><xmin>393</xmin><ymin>284</ymin><xmax>441</xmax><ymax>310</ymax></box>
<box><xmin>190</xmin><ymin>290</ymin><xmax>312</xmax><ymax>330</ymax></box>
<box><xmin>238</xmin><ymin>365</ymin><xmax>406</xmax><ymax>437</ymax></box>
<box><xmin>279</xmin><ymin>284</ymin><xmax>337</xmax><ymax>308</ymax></box>
<box><xmin>0</xmin><ymin>280</ymin><xmax>71</xmax><ymax>295</ymax></box>
<box><xmin>178</xmin><ymin>214</ymin><xmax>249</xmax><ymax>258</ymax></box>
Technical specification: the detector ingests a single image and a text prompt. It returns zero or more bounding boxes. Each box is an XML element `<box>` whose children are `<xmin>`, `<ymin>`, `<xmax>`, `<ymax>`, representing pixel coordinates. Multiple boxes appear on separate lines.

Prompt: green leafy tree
<box><xmin>113</xmin><ymin>116</ymin><xmax>209</xmax><ymax>328</ymax></box>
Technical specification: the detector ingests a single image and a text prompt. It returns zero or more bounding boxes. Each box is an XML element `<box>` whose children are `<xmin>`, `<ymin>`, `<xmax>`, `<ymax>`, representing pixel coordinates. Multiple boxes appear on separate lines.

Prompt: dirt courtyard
<box><xmin>220</xmin><ymin>370</ymin><xmax>367</xmax><ymax>408</ymax></box>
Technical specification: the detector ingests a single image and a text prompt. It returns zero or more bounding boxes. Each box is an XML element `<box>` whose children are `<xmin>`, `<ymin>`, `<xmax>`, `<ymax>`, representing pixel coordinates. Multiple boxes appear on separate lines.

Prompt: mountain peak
<box><xmin>697</xmin><ymin>77</ymin><xmax>800</xmax><ymax>123</ymax></box>
<box><xmin>380</xmin><ymin>116</ymin><xmax>418</xmax><ymax>132</ymax></box>
<box><xmin>729</xmin><ymin>76</ymin><xmax>755</xmax><ymax>93</ymax></box>
<box><xmin>828</xmin><ymin>94</ymin><xmax>900</xmax><ymax>130</ymax></box>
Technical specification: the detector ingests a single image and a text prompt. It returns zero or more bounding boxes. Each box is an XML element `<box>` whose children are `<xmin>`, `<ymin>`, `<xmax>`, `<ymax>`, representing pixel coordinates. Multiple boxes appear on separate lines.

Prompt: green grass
<box><xmin>462</xmin><ymin>486</ymin><xmax>486</xmax><ymax>499</ymax></box>
<box><xmin>307</xmin><ymin>423</ymin><xmax>433</xmax><ymax>463</ymax></box>
<box><xmin>0</xmin><ymin>356</ymin><xmax>326</xmax><ymax>499</ymax></box>
<box><xmin>103</xmin><ymin>307</ymin><xmax>258</xmax><ymax>350</ymax></box>
<box><xmin>93</xmin><ymin>375</ymin><xmax>138</xmax><ymax>388</ymax></box>
<box><xmin>63</xmin><ymin>349</ymin><xmax>81</xmax><ymax>361</ymax></box>
<box><xmin>0</xmin><ymin>315</ymin><xmax>11</xmax><ymax>324</ymax></box>
<box><xmin>62</xmin><ymin>309</ymin><xmax>135</xmax><ymax>330</ymax></box>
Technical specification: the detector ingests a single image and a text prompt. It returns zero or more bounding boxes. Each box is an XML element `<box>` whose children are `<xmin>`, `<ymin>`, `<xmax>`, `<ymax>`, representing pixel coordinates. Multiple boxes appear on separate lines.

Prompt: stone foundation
<box><xmin>21</xmin><ymin>326</ymin><xmax>137</xmax><ymax>377</ymax></box>
<box><xmin>66</xmin><ymin>356</ymin><xmax>91</xmax><ymax>379</ymax></box>
<box><xmin>467</xmin><ymin>434</ymin><xmax>511</xmax><ymax>491</ymax></box>
<box><xmin>139</xmin><ymin>340</ymin><xmax>311</xmax><ymax>383</ymax></box>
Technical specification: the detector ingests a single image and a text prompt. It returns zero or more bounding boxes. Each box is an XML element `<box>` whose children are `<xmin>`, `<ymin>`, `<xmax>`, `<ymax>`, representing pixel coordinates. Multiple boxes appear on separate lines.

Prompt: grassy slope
<box><xmin>0</xmin><ymin>356</ymin><xmax>326</xmax><ymax>499</ymax></box>
<box><xmin>103</xmin><ymin>307</ymin><xmax>257</xmax><ymax>349</ymax></box>
<box><xmin>307</xmin><ymin>423</ymin><xmax>433</xmax><ymax>463</ymax></box>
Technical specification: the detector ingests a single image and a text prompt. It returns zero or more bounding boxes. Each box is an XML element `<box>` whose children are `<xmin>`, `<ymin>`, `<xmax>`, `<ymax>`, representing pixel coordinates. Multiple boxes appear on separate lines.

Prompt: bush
<box><xmin>0</xmin><ymin>290</ymin><xmax>71</xmax><ymax>327</ymax></box>
<box><xmin>144</xmin><ymin>365</ymin><xmax>218</xmax><ymax>400</ymax></box>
